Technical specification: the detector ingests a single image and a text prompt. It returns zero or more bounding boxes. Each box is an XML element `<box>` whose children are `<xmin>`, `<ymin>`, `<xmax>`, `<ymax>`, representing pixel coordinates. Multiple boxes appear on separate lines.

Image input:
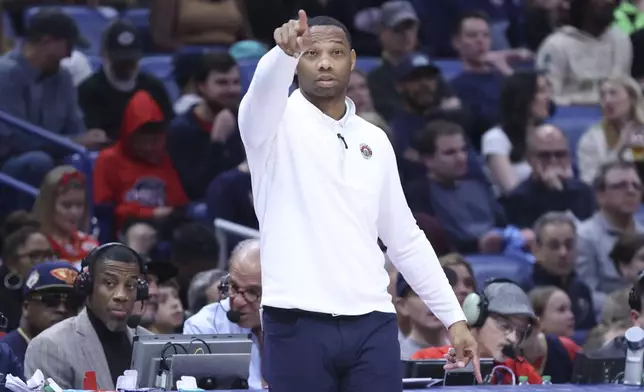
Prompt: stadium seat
<box><xmin>139</xmin><ymin>56</ymin><xmax>180</xmax><ymax>101</ymax></box>
<box><xmin>24</xmin><ymin>6</ymin><xmax>116</xmax><ymax>56</ymax></box>
<box><xmin>355</xmin><ymin>57</ymin><xmax>382</xmax><ymax>74</ymax></box>
<box><xmin>465</xmin><ymin>254</ymin><xmax>533</xmax><ymax>291</ymax></box>
<box><xmin>3</xmin><ymin>11</ymin><xmax>15</xmax><ymax>38</ymax></box>
<box><xmin>87</xmin><ymin>56</ymin><xmax>102</xmax><ymax>72</ymax></box>
<box><xmin>238</xmin><ymin>59</ymin><xmax>260</xmax><ymax>94</ymax></box>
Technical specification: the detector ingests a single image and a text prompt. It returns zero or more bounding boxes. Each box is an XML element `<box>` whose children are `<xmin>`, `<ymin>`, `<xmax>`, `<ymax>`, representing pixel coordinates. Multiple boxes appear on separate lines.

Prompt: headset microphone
<box><xmin>501</xmin><ymin>345</ymin><xmax>517</xmax><ymax>360</ymax></box>
<box><xmin>127</xmin><ymin>315</ymin><xmax>142</xmax><ymax>329</ymax></box>
<box><xmin>226</xmin><ymin>310</ymin><xmax>241</xmax><ymax>323</ymax></box>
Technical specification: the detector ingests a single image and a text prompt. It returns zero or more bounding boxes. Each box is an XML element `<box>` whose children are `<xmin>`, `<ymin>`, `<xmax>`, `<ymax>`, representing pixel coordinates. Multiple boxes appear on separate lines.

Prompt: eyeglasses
<box><xmin>489</xmin><ymin>314</ymin><xmax>532</xmax><ymax>341</ymax></box>
<box><xmin>17</xmin><ymin>249</ymin><xmax>56</xmax><ymax>263</ymax></box>
<box><xmin>228</xmin><ymin>281</ymin><xmax>261</xmax><ymax>304</ymax></box>
<box><xmin>605</xmin><ymin>181</ymin><xmax>642</xmax><ymax>191</ymax></box>
<box><xmin>30</xmin><ymin>293</ymin><xmax>82</xmax><ymax>310</ymax></box>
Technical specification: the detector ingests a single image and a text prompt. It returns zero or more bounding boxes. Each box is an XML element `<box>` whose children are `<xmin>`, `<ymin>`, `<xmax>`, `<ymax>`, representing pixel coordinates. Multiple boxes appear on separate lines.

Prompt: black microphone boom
<box><xmin>127</xmin><ymin>315</ymin><xmax>142</xmax><ymax>329</ymax></box>
<box><xmin>501</xmin><ymin>345</ymin><xmax>517</xmax><ymax>360</ymax></box>
<box><xmin>226</xmin><ymin>310</ymin><xmax>241</xmax><ymax>323</ymax></box>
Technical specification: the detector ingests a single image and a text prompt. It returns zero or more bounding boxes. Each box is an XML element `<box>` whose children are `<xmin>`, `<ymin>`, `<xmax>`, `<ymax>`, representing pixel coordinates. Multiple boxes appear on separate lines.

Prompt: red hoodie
<box><xmin>93</xmin><ymin>90</ymin><xmax>188</xmax><ymax>229</ymax></box>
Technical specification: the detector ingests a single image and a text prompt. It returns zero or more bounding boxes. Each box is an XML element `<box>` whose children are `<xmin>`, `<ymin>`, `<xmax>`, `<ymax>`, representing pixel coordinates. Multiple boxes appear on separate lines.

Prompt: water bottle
<box><xmin>518</xmin><ymin>376</ymin><xmax>529</xmax><ymax>385</ymax></box>
<box><xmin>541</xmin><ymin>376</ymin><xmax>552</xmax><ymax>385</ymax></box>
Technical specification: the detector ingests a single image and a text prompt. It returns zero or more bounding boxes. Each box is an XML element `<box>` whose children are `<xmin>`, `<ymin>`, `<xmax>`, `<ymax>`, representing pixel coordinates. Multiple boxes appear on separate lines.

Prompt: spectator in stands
<box><xmin>599</xmin><ymin>287</ymin><xmax>631</xmax><ymax>325</ymax></box>
<box><xmin>132</xmin><ymin>259</ymin><xmax>178</xmax><ymax>329</ymax></box>
<box><xmin>206</xmin><ymin>160</ymin><xmax>256</xmax><ymax>229</ymax></box>
<box><xmin>121</xmin><ymin>220</ymin><xmax>158</xmax><ymax>260</ymax></box>
<box><xmin>518</xmin><ymin>306</ymin><xmax>580</xmax><ymax>383</ymax></box>
<box><xmin>521</xmin><ymin>0</ymin><xmax>571</xmax><ymax>51</ymax></box>
<box><xmin>168</xmin><ymin>52</ymin><xmax>245</xmax><ymax>200</ymax></box>
<box><xmin>577</xmin><ymin>75</ymin><xmax>644</xmax><ymax>184</ymax></box>
<box><xmin>25</xmin><ymin>244</ymin><xmax>151</xmax><ymax>390</ymax></box>
<box><xmin>614</xmin><ymin>0</ymin><xmax>644</xmax><ymax>35</ymax></box>
<box><xmin>348</xmin><ymin>70</ymin><xmax>377</xmax><ymax>115</ymax></box>
<box><xmin>0</xmin><ymin>211</ymin><xmax>40</xmax><ymax>253</ymax></box>
<box><xmin>438</xmin><ymin>253</ymin><xmax>476</xmax><ymax>305</ymax></box>
<box><xmin>183</xmin><ymin>239</ymin><xmax>263</xmax><ymax>389</ymax></box>
<box><xmin>0</xmin><ymin>11</ymin><xmax>102</xmax><ymax>213</ymax></box>
<box><xmin>150</xmin><ymin>0</ymin><xmax>252</xmax><ymax>51</ymax></box>
<box><xmin>78</xmin><ymin>20</ymin><xmax>173</xmax><ymax>142</ymax></box>
<box><xmin>583</xmin><ymin>318</ymin><xmax>632</xmax><ymax>353</ymax></box>
<box><xmin>148</xmin><ymin>281</ymin><xmax>184</xmax><ymax>334</ymax></box>
<box><xmin>411</xmin><ymin>280</ymin><xmax>542</xmax><ymax>384</ymax></box>
<box><xmin>482</xmin><ymin>71</ymin><xmax>552</xmax><ymax>194</ymax></box>
<box><xmin>61</xmin><ymin>50</ymin><xmax>93</xmax><ymax>86</ymax></box>
<box><xmin>0</xmin><ymin>262</ymin><xmax>81</xmax><ymax>363</ymax></box>
<box><xmin>396</xmin><ymin>270</ymin><xmax>453</xmax><ymax>359</ymax></box>
<box><xmin>367</xmin><ymin>1</ymin><xmax>423</xmax><ymax>121</ymax></box>
<box><xmin>530</xmin><ymin>286</ymin><xmax>576</xmax><ymax>337</ymax></box>
<box><xmin>527</xmin><ymin>212</ymin><xmax>596</xmax><ymax>330</ymax></box>
<box><xmin>451</xmin><ymin>11</ymin><xmax>531</xmax><ymax>145</ymax></box>
<box><xmin>0</xmin><ymin>227</ymin><xmax>54</xmax><ymax>331</ymax></box>
<box><xmin>0</xmin><ymin>342</ymin><xmax>23</xmax><ymax>392</ymax></box>
<box><xmin>577</xmin><ymin>161</ymin><xmax>644</xmax><ymax>309</ymax></box>
<box><xmin>414</xmin><ymin>213</ymin><xmax>457</xmax><ymax>258</ymax></box>
<box><xmin>610</xmin><ymin>233</ymin><xmax>644</xmax><ymax>284</ymax></box>
<box><xmin>502</xmin><ymin>125</ymin><xmax>596</xmax><ymax>228</ymax></box>
<box><xmin>170</xmin><ymin>223</ymin><xmax>220</xmax><ymax>307</ymax></box>
<box><xmin>93</xmin><ymin>90</ymin><xmax>189</xmax><ymax>232</ymax></box>
<box><xmin>172</xmin><ymin>53</ymin><xmax>203</xmax><ymax>115</ymax></box>
<box><xmin>404</xmin><ymin>120</ymin><xmax>508</xmax><ymax>254</ymax></box>
<box><xmin>186</xmin><ymin>269</ymin><xmax>227</xmax><ymax>316</ymax></box>
<box><xmin>32</xmin><ymin>166</ymin><xmax>98</xmax><ymax>267</ymax></box>
<box><xmin>536</xmin><ymin>0</ymin><xmax>631</xmax><ymax>106</ymax></box>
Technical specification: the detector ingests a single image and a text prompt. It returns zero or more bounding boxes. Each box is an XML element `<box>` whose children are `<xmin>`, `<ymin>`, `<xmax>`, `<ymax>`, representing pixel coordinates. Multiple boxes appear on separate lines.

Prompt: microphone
<box><xmin>226</xmin><ymin>310</ymin><xmax>241</xmax><ymax>323</ymax></box>
<box><xmin>127</xmin><ymin>315</ymin><xmax>142</xmax><ymax>329</ymax></box>
<box><xmin>336</xmin><ymin>133</ymin><xmax>348</xmax><ymax>149</ymax></box>
<box><xmin>501</xmin><ymin>345</ymin><xmax>517</xmax><ymax>360</ymax></box>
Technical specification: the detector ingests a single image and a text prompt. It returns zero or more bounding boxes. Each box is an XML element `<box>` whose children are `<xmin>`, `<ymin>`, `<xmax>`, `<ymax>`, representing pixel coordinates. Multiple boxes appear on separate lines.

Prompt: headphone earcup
<box><xmin>462</xmin><ymin>292</ymin><xmax>483</xmax><ymax>327</ymax></box>
<box><xmin>136</xmin><ymin>279</ymin><xmax>149</xmax><ymax>301</ymax></box>
<box><xmin>74</xmin><ymin>272</ymin><xmax>92</xmax><ymax>297</ymax></box>
<box><xmin>630</xmin><ymin>287</ymin><xmax>640</xmax><ymax>311</ymax></box>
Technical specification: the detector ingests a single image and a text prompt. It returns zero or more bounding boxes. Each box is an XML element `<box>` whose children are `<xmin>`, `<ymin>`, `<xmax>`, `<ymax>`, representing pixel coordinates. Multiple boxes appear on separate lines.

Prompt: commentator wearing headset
<box><xmin>24</xmin><ymin>243</ymin><xmax>151</xmax><ymax>390</ymax></box>
<box><xmin>411</xmin><ymin>279</ymin><xmax>543</xmax><ymax>384</ymax></box>
<box><xmin>183</xmin><ymin>239</ymin><xmax>263</xmax><ymax>389</ymax></box>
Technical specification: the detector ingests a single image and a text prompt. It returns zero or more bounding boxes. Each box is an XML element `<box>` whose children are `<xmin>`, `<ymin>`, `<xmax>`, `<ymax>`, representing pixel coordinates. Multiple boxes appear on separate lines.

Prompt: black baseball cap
<box><xmin>102</xmin><ymin>19</ymin><xmax>142</xmax><ymax>61</ymax></box>
<box><xmin>26</xmin><ymin>10</ymin><xmax>89</xmax><ymax>48</ymax></box>
<box><xmin>396</xmin><ymin>52</ymin><xmax>440</xmax><ymax>81</ymax></box>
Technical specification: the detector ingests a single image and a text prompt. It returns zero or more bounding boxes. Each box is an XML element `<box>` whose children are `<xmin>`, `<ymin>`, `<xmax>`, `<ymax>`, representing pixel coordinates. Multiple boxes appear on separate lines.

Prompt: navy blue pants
<box><xmin>262</xmin><ymin>307</ymin><xmax>402</xmax><ymax>392</ymax></box>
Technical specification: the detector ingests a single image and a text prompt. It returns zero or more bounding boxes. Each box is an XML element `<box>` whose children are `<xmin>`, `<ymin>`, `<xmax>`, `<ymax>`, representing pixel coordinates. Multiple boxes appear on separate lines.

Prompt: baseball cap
<box><xmin>229</xmin><ymin>40</ymin><xmax>267</xmax><ymax>62</ymax></box>
<box><xmin>484</xmin><ymin>281</ymin><xmax>537</xmax><ymax>321</ymax></box>
<box><xmin>23</xmin><ymin>261</ymin><xmax>79</xmax><ymax>297</ymax></box>
<box><xmin>102</xmin><ymin>19</ymin><xmax>142</xmax><ymax>61</ymax></box>
<box><xmin>380</xmin><ymin>1</ymin><xmax>419</xmax><ymax>29</ymax></box>
<box><xmin>396</xmin><ymin>267</ymin><xmax>457</xmax><ymax>298</ymax></box>
<box><xmin>145</xmin><ymin>259</ymin><xmax>178</xmax><ymax>284</ymax></box>
<box><xmin>395</xmin><ymin>52</ymin><xmax>440</xmax><ymax>81</ymax></box>
<box><xmin>26</xmin><ymin>10</ymin><xmax>89</xmax><ymax>49</ymax></box>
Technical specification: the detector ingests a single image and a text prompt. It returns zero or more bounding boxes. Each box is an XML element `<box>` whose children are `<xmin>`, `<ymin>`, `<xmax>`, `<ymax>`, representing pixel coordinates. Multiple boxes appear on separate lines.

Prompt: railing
<box><xmin>0</xmin><ymin>172</ymin><xmax>39</xmax><ymax>197</ymax></box>
<box><xmin>0</xmin><ymin>110</ymin><xmax>94</xmax><ymax>219</ymax></box>
<box><xmin>213</xmin><ymin>218</ymin><xmax>260</xmax><ymax>268</ymax></box>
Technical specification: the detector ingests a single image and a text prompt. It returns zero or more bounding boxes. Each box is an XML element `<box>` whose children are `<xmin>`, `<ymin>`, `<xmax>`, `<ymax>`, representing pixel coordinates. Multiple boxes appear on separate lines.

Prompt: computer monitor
<box><xmin>571</xmin><ymin>352</ymin><xmax>625</xmax><ymax>384</ymax></box>
<box><xmin>131</xmin><ymin>334</ymin><xmax>253</xmax><ymax>388</ymax></box>
<box><xmin>402</xmin><ymin>359</ymin><xmax>495</xmax><ymax>385</ymax></box>
<box><xmin>170</xmin><ymin>353</ymin><xmax>252</xmax><ymax>390</ymax></box>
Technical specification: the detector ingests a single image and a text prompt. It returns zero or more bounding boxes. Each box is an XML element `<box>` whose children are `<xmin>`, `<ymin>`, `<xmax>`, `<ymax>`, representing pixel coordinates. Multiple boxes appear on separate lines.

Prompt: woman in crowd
<box><xmin>149</xmin><ymin>281</ymin><xmax>185</xmax><ymax>334</ymax></box>
<box><xmin>481</xmin><ymin>71</ymin><xmax>552</xmax><ymax>193</ymax></box>
<box><xmin>33</xmin><ymin>166</ymin><xmax>98</xmax><ymax>268</ymax></box>
<box><xmin>529</xmin><ymin>286</ymin><xmax>576</xmax><ymax>337</ymax></box>
<box><xmin>438</xmin><ymin>253</ymin><xmax>476</xmax><ymax>305</ymax></box>
<box><xmin>577</xmin><ymin>75</ymin><xmax>644</xmax><ymax>184</ymax></box>
<box><xmin>0</xmin><ymin>226</ymin><xmax>54</xmax><ymax>331</ymax></box>
<box><xmin>609</xmin><ymin>233</ymin><xmax>644</xmax><ymax>285</ymax></box>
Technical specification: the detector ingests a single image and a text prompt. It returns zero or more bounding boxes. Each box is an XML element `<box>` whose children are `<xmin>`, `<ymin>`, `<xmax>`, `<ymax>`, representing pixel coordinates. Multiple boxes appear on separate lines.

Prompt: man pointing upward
<box><xmin>239</xmin><ymin>10</ymin><xmax>479</xmax><ymax>392</ymax></box>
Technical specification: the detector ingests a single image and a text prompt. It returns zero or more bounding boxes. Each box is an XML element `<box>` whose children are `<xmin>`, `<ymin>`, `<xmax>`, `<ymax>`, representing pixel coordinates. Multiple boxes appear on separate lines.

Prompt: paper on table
<box><xmin>5</xmin><ymin>370</ymin><xmax>45</xmax><ymax>392</ymax></box>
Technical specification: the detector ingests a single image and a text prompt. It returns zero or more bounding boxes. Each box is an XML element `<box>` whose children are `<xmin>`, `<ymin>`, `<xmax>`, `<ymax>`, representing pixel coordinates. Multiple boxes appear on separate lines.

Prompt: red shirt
<box><xmin>48</xmin><ymin>231</ymin><xmax>99</xmax><ymax>265</ymax></box>
<box><xmin>411</xmin><ymin>345</ymin><xmax>543</xmax><ymax>385</ymax></box>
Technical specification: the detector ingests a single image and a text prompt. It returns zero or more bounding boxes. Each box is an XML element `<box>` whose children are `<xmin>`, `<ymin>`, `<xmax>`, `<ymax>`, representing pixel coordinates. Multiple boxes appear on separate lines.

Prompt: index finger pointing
<box><xmin>298</xmin><ymin>9</ymin><xmax>308</xmax><ymax>33</ymax></box>
<box><xmin>472</xmin><ymin>353</ymin><xmax>482</xmax><ymax>384</ymax></box>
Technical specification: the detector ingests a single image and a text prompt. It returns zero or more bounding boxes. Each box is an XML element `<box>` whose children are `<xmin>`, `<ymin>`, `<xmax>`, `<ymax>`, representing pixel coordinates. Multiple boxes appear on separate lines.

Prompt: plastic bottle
<box><xmin>541</xmin><ymin>376</ymin><xmax>552</xmax><ymax>385</ymax></box>
<box><xmin>518</xmin><ymin>376</ymin><xmax>529</xmax><ymax>385</ymax></box>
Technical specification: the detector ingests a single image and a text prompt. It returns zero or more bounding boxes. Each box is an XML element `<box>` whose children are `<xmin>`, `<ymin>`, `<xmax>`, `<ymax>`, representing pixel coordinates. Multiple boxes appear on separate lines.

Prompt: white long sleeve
<box><xmin>377</xmin><ymin>142</ymin><xmax>465</xmax><ymax>328</ymax></box>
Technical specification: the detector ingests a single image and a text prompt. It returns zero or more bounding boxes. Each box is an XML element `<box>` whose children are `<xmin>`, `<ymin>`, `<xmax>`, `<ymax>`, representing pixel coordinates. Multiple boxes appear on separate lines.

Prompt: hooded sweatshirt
<box><xmin>93</xmin><ymin>90</ymin><xmax>188</xmax><ymax>230</ymax></box>
<box><xmin>536</xmin><ymin>26</ymin><xmax>632</xmax><ymax>105</ymax></box>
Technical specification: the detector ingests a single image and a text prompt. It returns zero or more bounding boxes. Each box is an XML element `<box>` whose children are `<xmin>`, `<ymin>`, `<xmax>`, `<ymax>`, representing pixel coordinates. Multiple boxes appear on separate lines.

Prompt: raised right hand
<box><xmin>274</xmin><ymin>9</ymin><xmax>312</xmax><ymax>56</ymax></box>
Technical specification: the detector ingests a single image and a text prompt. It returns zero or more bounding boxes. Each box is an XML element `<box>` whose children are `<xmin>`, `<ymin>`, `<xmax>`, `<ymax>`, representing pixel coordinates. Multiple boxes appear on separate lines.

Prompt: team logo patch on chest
<box><xmin>359</xmin><ymin>143</ymin><xmax>372</xmax><ymax>160</ymax></box>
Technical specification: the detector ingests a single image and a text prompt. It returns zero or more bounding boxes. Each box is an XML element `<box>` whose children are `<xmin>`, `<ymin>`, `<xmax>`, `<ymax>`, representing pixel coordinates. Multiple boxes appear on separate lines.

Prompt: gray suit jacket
<box><xmin>24</xmin><ymin>308</ymin><xmax>150</xmax><ymax>390</ymax></box>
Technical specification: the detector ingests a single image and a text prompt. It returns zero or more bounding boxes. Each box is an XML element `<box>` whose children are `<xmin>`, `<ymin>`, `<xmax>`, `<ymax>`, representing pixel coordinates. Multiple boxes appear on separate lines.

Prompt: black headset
<box><xmin>218</xmin><ymin>274</ymin><xmax>230</xmax><ymax>298</ymax></box>
<box><xmin>74</xmin><ymin>242</ymin><xmax>149</xmax><ymax>301</ymax></box>
<box><xmin>628</xmin><ymin>270</ymin><xmax>644</xmax><ymax>311</ymax></box>
<box><xmin>462</xmin><ymin>277</ymin><xmax>521</xmax><ymax>328</ymax></box>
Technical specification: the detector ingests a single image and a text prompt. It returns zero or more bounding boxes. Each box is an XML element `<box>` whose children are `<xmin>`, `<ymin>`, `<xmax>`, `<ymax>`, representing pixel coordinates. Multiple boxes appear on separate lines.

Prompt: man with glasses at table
<box><xmin>1</xmin><ymin>262</ymin><xmax>82</xmax><ymax>363</ymax></box>
<box><xmin>577</xmin><ymin>160</ymin><xmax>644</xmax><ymax>310</ymax></box>
<box><xmin>183</xmin><ymin>239</ymin><xmax>264</xmax><ymax>389</ymax></box>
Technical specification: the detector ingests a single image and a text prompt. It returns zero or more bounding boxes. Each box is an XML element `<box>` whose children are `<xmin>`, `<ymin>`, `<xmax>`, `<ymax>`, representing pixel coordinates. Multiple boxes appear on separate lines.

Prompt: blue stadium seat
<box><xmin>87</xmin><ymin>56</ymin><xmax>102</xmax><ymax>72</ymax></box>
<box><xmin>435</xmin><ymin>60</ymin><xmax>463</xmax><ymax>80</ymax></box>
<box><xmin>139</xmin><ymin>56</ymin><xmax>179</xmax><ymax>101</ymax></box>
<box><xmin>238</xmin><ymin>59</ymin><xmax>260</xmax><ymax>94</ymax></box>
<box><xmin>121</xmin><ymin>8</ymin><xmax>154</xmax><ymax>53</ymax></box>
<box><xmin>355</xmin><ymin>57</ymin><xmax>382</xmax><ymax>74</ymax></box>
<box><xmin>25</xmin><ymin>6</ymin><xmax>116</xmax><ymax>56</ymax></box>
<box><xmin>550</xmin><ymin>107</ymin><xmax>602</xmax><ymax>162</ymax></box>
<box><xmin>466</xmin><ymin>254</ymin><xmax>533</xmax><ymax>291</ymax></box>
<box><xmin>3</xmin><ymin>12</ymin><xmax>15</xmax><ymax>38</ymax></box>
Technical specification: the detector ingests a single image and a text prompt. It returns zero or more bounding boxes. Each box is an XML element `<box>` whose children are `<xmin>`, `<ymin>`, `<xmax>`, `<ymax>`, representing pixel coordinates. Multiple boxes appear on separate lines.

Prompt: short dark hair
<box><xmin>414</xmin><ymin>120</ymin><xmax>465</xmax><ymax>156</ymax></box>
<box><xmin>592</xmin><ymin>161</ymin><xmax>637</xmax><ymax>191</ymax></box>
<box><xmin>194</xmin><ymin>52</ymin><xmax>238</xmax><ymax>84</ymax></box>
<box><xmin>171</xmin><ymin>223</ymin><xmax>219</xmax><ymax>264</ymax></box>
<box><xmin>307</xmin><ymin>15</ymin><xmax>353</xmax><ymax>47</ymax></box>
<box><xmin>1</xmin><ymin>210</ymin><xmax>40</xmax><ymax>243</ymax></box>
<box><xmin>454</xmin><ymin>10</ymin><xmax>490</xmax><ymax>36</ymax></box>
<box><xmin>90</xmin><ymin>245</ymin><xmax>142</xmax><ymax>275</ymax></box>
<box><xmin>610</xmin><ymin>233</ymin><xmax>644</xmax><ymax>273</ymax></box>
<box><xmin>533</xmin><ymin>212</ymin><xmax>576</xmax><ymax>244</ymax></box>
<box><xmin>1</xmin><ymin>227</ymin><xmax>42</xmax><ymax>264</ymax></box>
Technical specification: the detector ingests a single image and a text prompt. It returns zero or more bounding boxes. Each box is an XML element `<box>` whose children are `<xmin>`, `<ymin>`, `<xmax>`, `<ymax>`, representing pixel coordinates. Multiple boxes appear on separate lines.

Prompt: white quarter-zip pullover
<box><xmin>238</xmin><ymin>47</ymin><xmax>465</xmax><ymax>328</ymax></box>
